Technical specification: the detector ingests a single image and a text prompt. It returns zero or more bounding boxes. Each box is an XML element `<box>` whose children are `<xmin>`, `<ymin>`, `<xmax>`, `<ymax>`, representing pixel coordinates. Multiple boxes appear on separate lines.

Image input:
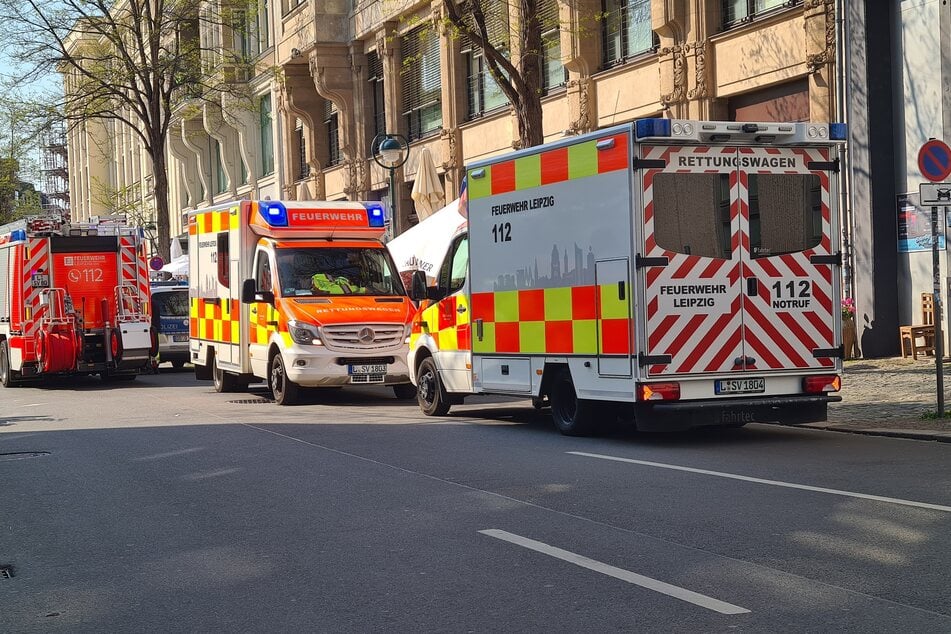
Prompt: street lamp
<box><xmin>371</xmin><ymin>133</ymin><xmax>409</xmax><ymax>238</ymax></box>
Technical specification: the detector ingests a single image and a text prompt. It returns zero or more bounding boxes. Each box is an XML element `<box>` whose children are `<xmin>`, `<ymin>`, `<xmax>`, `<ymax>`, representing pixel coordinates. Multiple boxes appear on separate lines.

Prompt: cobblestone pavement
<box><xmin>805</xmin><ymin>356</ymin><xmax>951</xmax><ymax>440</ymax></box>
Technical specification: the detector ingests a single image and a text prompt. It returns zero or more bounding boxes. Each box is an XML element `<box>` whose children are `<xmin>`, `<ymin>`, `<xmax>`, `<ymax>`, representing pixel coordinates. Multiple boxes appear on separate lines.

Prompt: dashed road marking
<box><xmin>568</xmin><ymin>452</ymin><xmax>951</xmax><ymax>513</ymax></box>
<box><xmin>480</xmin><ymin>529</ymin><xmax>750</xmax><ymax>615</ymax></box>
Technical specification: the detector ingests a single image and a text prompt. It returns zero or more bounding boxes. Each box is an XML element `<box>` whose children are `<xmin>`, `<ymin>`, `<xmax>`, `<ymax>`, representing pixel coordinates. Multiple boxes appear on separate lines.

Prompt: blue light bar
<box><xmin>10</xmin><ymin>229</ymin><xmax>25</xmax><ymax>242</ymax></box>
<box><xmin>364</xmin><ymin>202</ymin><xmax>385</xmax><ymax>228</ymax></box>
<box><xmin>829</xmin><ymin>123</ymin><xmax>848</xmax><ymax>140</ymax></box>
<box><xmin>260</xmin><ymin>200</ymin><xmax>288</xmax><ymax>227</ymax></box>
<box><xmin>635</xmin><ymin>118</ymin><xmax>671</xmax><ymax>139</ymax></box>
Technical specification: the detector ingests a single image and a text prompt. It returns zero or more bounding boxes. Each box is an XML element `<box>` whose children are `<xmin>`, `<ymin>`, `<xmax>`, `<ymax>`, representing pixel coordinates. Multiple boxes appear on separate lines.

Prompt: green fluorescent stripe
<box><xmin>474</xmin><ymin>321</ymin><xmax>496</xmax><ymax>353</ymax></box>
<box><xmin>468</xmin><ymin>167</ymin><xmax>492</xmax><ymax>200</ymax></box>
<box><xmin>494</xmin><ymin>290</ymin><xmax>519</xmax><ymax>322</ymax></box>
<box><xmin>544</xmin><ymin>287</ymin><xmax>572</xmax><ymax>321</ymax></box>
<box><xmin>568</xmin><ymin>141</ymin><xmax>598</xmax><ymax>180</ymax></box>
<box><xmin>515</xmin><ymin>153</ymin><xmax>542</xmax><ymax>191</ymax></box>
<box><xmin>519</xmin><ymin>321</ymin><xmax>546</xmax><ymax>353</ymax></box>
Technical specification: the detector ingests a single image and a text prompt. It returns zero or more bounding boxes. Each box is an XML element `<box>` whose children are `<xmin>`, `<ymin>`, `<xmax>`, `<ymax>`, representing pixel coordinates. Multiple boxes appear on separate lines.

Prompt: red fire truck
<box><xmin>0</xmin><ymin>214</ymin><xmax>156</xmax><ymax>386</ymax></box>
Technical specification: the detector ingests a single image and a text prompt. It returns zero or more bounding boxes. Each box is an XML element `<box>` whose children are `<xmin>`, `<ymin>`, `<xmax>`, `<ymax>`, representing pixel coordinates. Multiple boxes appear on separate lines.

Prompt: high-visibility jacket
<box><xmin>312</xmin><ymin>273</ymin><xmax>365</xmax><ymax>294</ymax></box>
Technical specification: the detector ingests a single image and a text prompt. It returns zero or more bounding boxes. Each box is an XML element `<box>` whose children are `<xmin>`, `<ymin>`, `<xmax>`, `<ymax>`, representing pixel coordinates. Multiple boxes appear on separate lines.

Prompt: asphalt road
<box><xmin>2</xmin><ymin>369</ymin><xmax>951</xmax><ymax>632</ymax></box>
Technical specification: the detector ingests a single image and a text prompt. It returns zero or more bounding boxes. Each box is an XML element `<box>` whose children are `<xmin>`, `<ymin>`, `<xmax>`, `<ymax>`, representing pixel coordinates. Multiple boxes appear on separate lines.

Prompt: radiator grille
<box><xmin>319</xmin><ymin>324</ymin><xmax>404</xmax><ymax>352</ymax></box>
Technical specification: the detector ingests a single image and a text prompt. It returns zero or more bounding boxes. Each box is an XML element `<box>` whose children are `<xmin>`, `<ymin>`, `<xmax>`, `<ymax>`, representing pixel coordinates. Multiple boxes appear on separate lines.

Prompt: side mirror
<box><xmin>241</xmin><ymin>278</ymin><xmax>274</xmax><ymax>304</ymax></box>
<box><xmin>410</xmin><ymin>270</ymin><xmax>428</xmax><ymax>302</ymax></box>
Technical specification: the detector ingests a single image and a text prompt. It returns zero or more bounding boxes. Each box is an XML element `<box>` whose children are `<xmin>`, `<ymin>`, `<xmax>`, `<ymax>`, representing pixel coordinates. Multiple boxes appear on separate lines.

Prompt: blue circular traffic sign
<box><xmin>918</xmin><ymin>139</ymin><xmax>951</xmax><ymax>182</ymax></box>
<box><xmin>149</xmin><ymin>255</ymin><xmax>165</xmax><ymax>271</ymax></box>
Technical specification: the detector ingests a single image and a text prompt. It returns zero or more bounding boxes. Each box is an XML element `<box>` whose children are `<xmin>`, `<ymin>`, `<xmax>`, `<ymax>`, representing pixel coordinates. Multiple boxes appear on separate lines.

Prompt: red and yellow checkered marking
<box><xmin>469</xmin><ymin>284</ymin><xmax>631</xmax><ymax>355</ymax></box>
<box><xmin>467</xmin><ymin>133</ymin><xmax>629</xmax><ymax>200</ymax></box>
<box><xmin>189</xmin><ymin>206</ymin><xmax>241</xmax><ymax>236</ymax></box>
<box><xmin>249</xmin><ymin>301</ymin><xmax>282</xmax><ymax>345</ymax></box>
<box><xmin>190</xmin><ymin>298</ymin><xmax>241</xmax><ymax>344</ymax></box>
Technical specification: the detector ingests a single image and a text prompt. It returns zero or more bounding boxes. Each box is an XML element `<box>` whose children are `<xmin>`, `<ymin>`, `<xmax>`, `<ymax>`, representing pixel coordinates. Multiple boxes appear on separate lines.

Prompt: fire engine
<box><xmin>188</xmin><ymin>200</ymin><xmax>417</xmax><ymax>405</ymax></box>
<box><xmin>0</xmin><ymin>214</ymin><xmax>156</xmax><ymax>386</ymax></box>
<box><xmin>408</xmin><ymin>119</ymin><xmax>847</xmax><ymax>435</ymax></box>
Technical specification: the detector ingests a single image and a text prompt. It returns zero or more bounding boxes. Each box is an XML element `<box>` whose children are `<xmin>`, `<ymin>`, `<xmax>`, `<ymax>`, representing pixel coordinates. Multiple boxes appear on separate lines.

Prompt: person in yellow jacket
<box><xmin>311</xmin><ymin>272</ymin><xmax>366</xmax><ymax>295</ymax></box>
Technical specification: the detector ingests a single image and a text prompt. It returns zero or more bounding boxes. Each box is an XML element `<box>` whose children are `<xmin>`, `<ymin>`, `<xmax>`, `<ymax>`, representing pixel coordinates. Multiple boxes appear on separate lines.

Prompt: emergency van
<box><xmin>0</xmin><ymin>214</ymin><xmax>155</xmax><ymax>386</ymax></box>
<box><xmin>188</xmin><ymin>200</ymin><xmax>417</xmax><ymax>405</ymax></box>
<box><xmin>408</xmin><ymin>119</ymin><xmax>846</xmax><ymax>435</ymax></box>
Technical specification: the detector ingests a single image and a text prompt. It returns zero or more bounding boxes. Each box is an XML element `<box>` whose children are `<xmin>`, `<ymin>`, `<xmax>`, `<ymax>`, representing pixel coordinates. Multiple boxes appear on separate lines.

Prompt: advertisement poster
<box><xmin>898</xmin><ymin>192</ymin><xmax>945</xmax><ymax>252</ymax></box>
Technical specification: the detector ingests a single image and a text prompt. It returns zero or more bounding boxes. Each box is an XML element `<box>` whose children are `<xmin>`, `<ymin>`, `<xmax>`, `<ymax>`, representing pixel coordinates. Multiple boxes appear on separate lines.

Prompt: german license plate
<box><xmin>349</xmin><ymin>363</ymin><xmax>387</xmax><ymax>375</ymax></box>
<box><xmin>172</xmin><ymin>334</ymin><xmax>188</xmax><ymax>342</ymax></box>
<box><xmin>715</xmin><ymin>377</ymin><xmax>765</xmax><ymax>395</ymax></box>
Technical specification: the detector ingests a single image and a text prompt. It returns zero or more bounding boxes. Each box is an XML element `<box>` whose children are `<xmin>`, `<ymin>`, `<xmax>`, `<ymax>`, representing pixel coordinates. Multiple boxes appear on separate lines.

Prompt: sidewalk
<box><xmin>798</xmin><ymin>357</ymin><xmax>951</xmax><ymax>442</ymax></box>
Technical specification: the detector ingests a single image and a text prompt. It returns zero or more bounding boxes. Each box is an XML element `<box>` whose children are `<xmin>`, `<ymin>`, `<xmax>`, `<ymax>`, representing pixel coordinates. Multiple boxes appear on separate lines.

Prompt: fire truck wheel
<box><xmin>0</xmin><ymin>340</ymin><xmax>21</xmax><ymax>387</ymax></box>
<box><xmin>392</xmin><ymin>383</ymin><xmax>417</xmax><ymax>400</ymax></box>
<box><xmin>549</xmin><ymin>368</ymin><xmax>598</xmax><ymax>437</ymax></box>
<box><xmin>269</xmin><ymin>353</ymin><xmax>300</xmax><ymax>406</ymax></box>
<box><xmin>213</xmin><ymin>354</ymin><xmax>243</xmax><ymax>393</ymax></box>
<box><xmin>416</xmin><ymin>357</ymin><xmax>450</xmax><ymax>416</ymax></box>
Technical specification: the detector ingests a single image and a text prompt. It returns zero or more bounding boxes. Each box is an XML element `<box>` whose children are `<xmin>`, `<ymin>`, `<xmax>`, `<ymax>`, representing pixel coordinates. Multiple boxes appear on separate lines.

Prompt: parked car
<box><xmin>150</xmin><ymin>282</ymin><xmax>189</xmax><ymax>368</ymax></box>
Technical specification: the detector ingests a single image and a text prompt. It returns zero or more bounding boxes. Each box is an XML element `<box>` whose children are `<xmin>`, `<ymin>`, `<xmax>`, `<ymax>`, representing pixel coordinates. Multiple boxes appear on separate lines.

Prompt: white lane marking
<box><xmin>20</xmin><ymin>403</ymin><xmax>46</xmax><ymax>408</ymax></box>
<box><xmin>568</xmin><ymin>452</ymin><xmax>951</xmax><ymax>513</ymax></box>
<box><xmin>480</xmin><ymin>529</ymin><xmax>750</xmax><ymax>615</ymax></box>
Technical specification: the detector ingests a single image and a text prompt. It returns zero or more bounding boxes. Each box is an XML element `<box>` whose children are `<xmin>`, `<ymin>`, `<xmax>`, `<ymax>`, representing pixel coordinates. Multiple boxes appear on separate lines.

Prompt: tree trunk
<box><xmin>516</xmin><ymin>0</ymin><xmax>544</xmax><ymax>148</ymax></box>
<box><xmin>151</xmin><ymin>149</ymin><xmax>171</xmax><ymax>262</ymax></box>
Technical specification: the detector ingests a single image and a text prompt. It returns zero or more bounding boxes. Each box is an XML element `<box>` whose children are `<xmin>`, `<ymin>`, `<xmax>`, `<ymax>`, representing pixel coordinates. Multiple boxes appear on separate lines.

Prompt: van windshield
<box><xmin>276</xmin><ymin>246</ymin><xmax>406</xmax><ymax>297</ymax></box>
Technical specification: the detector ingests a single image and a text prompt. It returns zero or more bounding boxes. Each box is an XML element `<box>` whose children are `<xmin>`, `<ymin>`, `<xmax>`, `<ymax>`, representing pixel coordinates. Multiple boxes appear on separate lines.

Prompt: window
<box><xmin>747</xmin><ymin>174</ymin><xmax>822</xmax><ymax>258</ymax></box>
<box><xmin>722</xmin><ymin>0</ymin><xmax>797</xmax><ymax>28</ymax></box>
<box><xmin>295</xmin><ymin>120</ymin><xmax>309</xmax><ymax>179</ymax></box>
<box><xmin>401</xmin><ymin>27</ymin><xmax>442</xmax><ymax>141</ymax></box>
<box><xmin>438</xmin><ymin>234</ymin><xmax>469</xmax><ymax>295</ymax></box>
<box><xmin>214</xmin><ymin>140</ymin><xmax>227</xmax><ymax>194</ymax></box>
<box><xmin>283</xmin><ymin>0</ymin><xmax>304</xmax><ymax>17</ymax></box>
<box><xmin>652</xmin><ymin>173</ymin><xmax>732</xmax><ymax>259</ymax></box>
<box><xmin>325</xmin><ymin>99</ymin><xmax>341</xmax><ymax>167</ymax></box>
<box><xmin>254</xmin><ymin>250</ymin><xmax>272</xmax><ymax>292</ymax></box>
<box><xmin>462</xmin><ymin>33</ymin><xmax>509</xmax><ymax>119</ymax></box>
<box><xmin>368</xmin><ymin>51</ymin><xmax>386</xmax><ymax>145</ymax></box>
<box><xmin>259</xmin><ymin>94</ymin><xmax>274</xmax><ymax>175</ymax></box>
<box><xmin>602</xmin><ymin>0</ymin><xmax>655</xmax><ymax>66</ymax></box>
<box><xmin>258</xmin><ymin>0</ymin><xmax>270</xmax><ymax>51</ymax></box>
<box><xmin>539</xmin><ymin>0</ymin><xmax>566</xmax><ymax>92</ymax></box>
<box><xmin>217</xmin><ymin>232</ymin><xmax>230</xmax><ymax>287</ymax></box>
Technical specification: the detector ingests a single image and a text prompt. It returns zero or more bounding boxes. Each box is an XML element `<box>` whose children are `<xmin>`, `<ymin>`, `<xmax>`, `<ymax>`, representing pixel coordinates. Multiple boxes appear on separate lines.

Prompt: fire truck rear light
<box><xmin>803</xmin><ymin>375</ymin><xmax>840</xmax><ymax>394</ymax></box>
<box><xmin>638</xmin><ymin>382</ymin><xmax>680</xmax><ymax>401</ymax></box>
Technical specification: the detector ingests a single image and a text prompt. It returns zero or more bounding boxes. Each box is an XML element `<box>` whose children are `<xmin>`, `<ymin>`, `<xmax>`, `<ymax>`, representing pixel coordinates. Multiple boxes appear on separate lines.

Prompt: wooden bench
<box><xmin>899</xmin><ymin>293</ymin><xmax>935</xmax><ymax>360</ymax></box>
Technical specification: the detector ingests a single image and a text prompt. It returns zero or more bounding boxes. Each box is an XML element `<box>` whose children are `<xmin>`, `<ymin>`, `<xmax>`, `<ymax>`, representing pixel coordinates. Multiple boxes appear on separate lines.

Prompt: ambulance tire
<box><xmin>549</xmin><ymin>368</ymin><xmax>598</xmax><ymax>437</ymax></box>
<box><xmin>0</xmin><ymin>340</ymin><xmax>21</xmax><ymax>387</ymax></box>
<box><xmin>417</xmin><ymin>357</ymin><xmax>450</xmax><ymax>416</ymax></box>
<box><xmin>392</xmin><ymin>383</ymin><xmax>417</xmax><ymax>400</ymax></box>
<box><xmin>213</xmin><ymin>354</ymin><xmax>243</xmax><ymax>393</ymax></box>
<box><xmin>269</xmin><ymin>353</ymin><xmax>300</xmax><ymax>406</ymax></box>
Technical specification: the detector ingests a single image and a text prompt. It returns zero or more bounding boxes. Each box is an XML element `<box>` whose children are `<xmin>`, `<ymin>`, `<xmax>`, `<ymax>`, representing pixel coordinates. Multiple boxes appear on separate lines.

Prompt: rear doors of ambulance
<box><xmin>637</xmin><ymin>143</ymin><xmax>839</xmax><ymax>388</ymax></box>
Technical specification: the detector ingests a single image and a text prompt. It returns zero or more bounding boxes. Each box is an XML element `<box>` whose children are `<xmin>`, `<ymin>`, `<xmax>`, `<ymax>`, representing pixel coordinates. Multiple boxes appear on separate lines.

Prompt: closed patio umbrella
<box><xmin>411</xmin><ymin>147</ymin><xmax>444</xmax><ymax>221</ymax></box>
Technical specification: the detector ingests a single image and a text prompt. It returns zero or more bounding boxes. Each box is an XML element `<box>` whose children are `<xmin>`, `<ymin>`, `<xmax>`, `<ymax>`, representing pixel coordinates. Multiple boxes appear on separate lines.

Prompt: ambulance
<box><xmin>0</xmin><ymin>214</ymin><xmax>155</xmax><ymax>386</ymax></box>
<box><xmin>188</xmin><ymin>199</ymin><xmax>417</xmax><ymax>405</ymax></box>
<box><xmin>408</xmin><ymin>119</ymin><xmax>846</xmax><ymax>435</ymax></box>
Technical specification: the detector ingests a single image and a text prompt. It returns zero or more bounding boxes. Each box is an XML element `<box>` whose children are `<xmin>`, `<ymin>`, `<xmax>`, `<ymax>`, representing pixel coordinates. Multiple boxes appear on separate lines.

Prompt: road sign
<box><xmin>149</xmin><ymin>255</ymin><xmax>165</xmax><ymax>271</ymax></box>
<box><xmin>918</xmin><ymin>139</ymin><xmax>951</xmax><ymax>182</ymax></box>
<box><xmin>919</xmin><ymin>182</ymin><xmax>951</xmax><ymax>206</ymax></box>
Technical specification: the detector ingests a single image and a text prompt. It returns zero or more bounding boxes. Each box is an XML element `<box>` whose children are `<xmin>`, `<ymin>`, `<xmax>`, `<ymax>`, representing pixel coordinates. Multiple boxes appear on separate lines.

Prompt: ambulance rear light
<box><xmin>635</xmin><ymin>118</ymin><xmax>671</xmax><ymax>139</ymax></box>
<box><xmin>637</xmin><ymin>382</ymin><xmax>680</xmax><ymax>401</ymax></box>
<box><xmin>260</xmin><ymin>201</ymin><xmax>288</xmax><ymax>227</ymax></box>
<box><xmin>802</xmin><ymin>374</ymin><xmax>841</xmax><ymax>394</ymax></box>
<box><xmin>364</xmin><ymin>202</ymin><xmax>386</xmax><ymax>228</ymax></box>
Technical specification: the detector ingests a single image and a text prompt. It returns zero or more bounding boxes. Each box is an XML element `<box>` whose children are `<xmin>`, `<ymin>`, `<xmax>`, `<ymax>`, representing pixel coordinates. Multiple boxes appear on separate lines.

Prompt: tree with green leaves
<box><xmin>0</xmin><ymin>0</ymin><xmax>262</xmax><ymax>260</ymax></box>
<box><xmin>0</xmin><ymin>86</ymin><xmax>53</xmax><ymax>224</ymax></box>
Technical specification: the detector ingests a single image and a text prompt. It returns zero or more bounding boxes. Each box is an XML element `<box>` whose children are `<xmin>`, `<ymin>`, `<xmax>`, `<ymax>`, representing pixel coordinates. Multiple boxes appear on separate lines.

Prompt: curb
<box><xmin>799</xmin><ymin>424</ymin><xmax>951</xmax><ymax>443</ymax></box>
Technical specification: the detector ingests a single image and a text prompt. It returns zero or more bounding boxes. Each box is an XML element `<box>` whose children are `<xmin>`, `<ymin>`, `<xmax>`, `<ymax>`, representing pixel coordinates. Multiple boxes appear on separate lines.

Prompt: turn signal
<box><xmin>802</xmin><ymin>375</ymin><xmax>841</xmax><ymax>394</ymax></box>
<box><xmin>638</xmin><ymin>382</ymin><xmax>680</xmax><ymax>401</ymax></box>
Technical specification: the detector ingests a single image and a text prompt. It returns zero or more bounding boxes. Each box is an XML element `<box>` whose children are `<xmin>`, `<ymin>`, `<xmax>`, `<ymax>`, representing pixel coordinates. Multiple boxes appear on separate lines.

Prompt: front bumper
<box><xmin>282</xmin><ymin>347</ymin><xmax>410</xmax><ymax>387</ymax></box>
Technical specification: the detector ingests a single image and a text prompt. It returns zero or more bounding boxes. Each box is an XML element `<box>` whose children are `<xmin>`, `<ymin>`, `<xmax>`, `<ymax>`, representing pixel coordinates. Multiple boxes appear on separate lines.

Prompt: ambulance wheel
<box><xmin>213</xmin><ymin>354</ymin><xmax>242</xmax><ymax>393</ymax></box>
<box><xmin>393</xmin><ymin>384</ymin><xmax>417</xmax><ymax>400</ymax></box>
<box><xmin>171</xmin><ymin>360</ymin><xmax>185</xmax><ymax>369</ymax></box>
<box><xmin>417</xmin><ymin>357</ymin><xmax>450</xmax><ymax>416</ymax></box>
<box><xmin>0</xmin><ymin>340</ymin><xmax>20</xmax><ymax>387</ymax></box>
<box><xmin>549</xmin><ymin>368</ymin><xmax>598</xmax><ymax>436</ymax></box>
<box><xmin>269</xmin><ymin>353</ymin><xmax>300</xmax><ymax>406</ymax></box>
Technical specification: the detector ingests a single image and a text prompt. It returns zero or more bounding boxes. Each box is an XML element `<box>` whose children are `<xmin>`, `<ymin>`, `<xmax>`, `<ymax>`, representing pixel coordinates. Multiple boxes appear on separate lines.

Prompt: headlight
<box><xmin>404</xmin><ymin>323</ymin><xmax>412</xmax><ymax>344</ymax></box>
<box><xmin>288</xmin><ymin>319</ymin><xmax>322</xmax><ymax>345</ymax></box>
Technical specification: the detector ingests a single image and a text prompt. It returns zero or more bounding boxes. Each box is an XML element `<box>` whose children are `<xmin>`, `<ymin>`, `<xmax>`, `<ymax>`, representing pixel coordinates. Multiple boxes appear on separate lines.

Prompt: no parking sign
<box><xmin>918</xmin><ymin>139</ymin><xmax>951</xmax><ymax>182</ymax></box>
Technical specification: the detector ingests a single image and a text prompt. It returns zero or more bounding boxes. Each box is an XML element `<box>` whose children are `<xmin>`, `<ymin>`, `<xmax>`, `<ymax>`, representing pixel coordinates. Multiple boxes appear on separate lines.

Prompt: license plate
<box><xmin>172</xmin><ymin>334</ymin><xmax>188</xmax><ymax>342</ymax></box>
<box><xmin>715</xmin><ymin>378</ymin><xmax>765</xmax><ymax>395</ymax></box>
<box><xmin>349</xmin><ymin>364</ymin><xmax>387</xmax><ymax>375</ymax></box>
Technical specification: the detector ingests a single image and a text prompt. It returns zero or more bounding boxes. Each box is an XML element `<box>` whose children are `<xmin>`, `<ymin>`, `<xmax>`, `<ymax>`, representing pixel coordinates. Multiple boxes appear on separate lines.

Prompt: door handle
<box><xmin>457</xmin><ymin>305</ymin><xmax>467</xmax><ymax>314</ymax></box>
<box><xmin>617</xmin><ymin>281</ymin><xmax>626</xmax><ymax>301</ymax></box>
<box><xmin>746</xmin><ymin>278</ymin><xmax>758</xmax><ymax>296</ymax></box>
<box><xmin>250</xmin><ymin>307</ymin><xmax>257</xmax><ymax>314</ymax></box>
